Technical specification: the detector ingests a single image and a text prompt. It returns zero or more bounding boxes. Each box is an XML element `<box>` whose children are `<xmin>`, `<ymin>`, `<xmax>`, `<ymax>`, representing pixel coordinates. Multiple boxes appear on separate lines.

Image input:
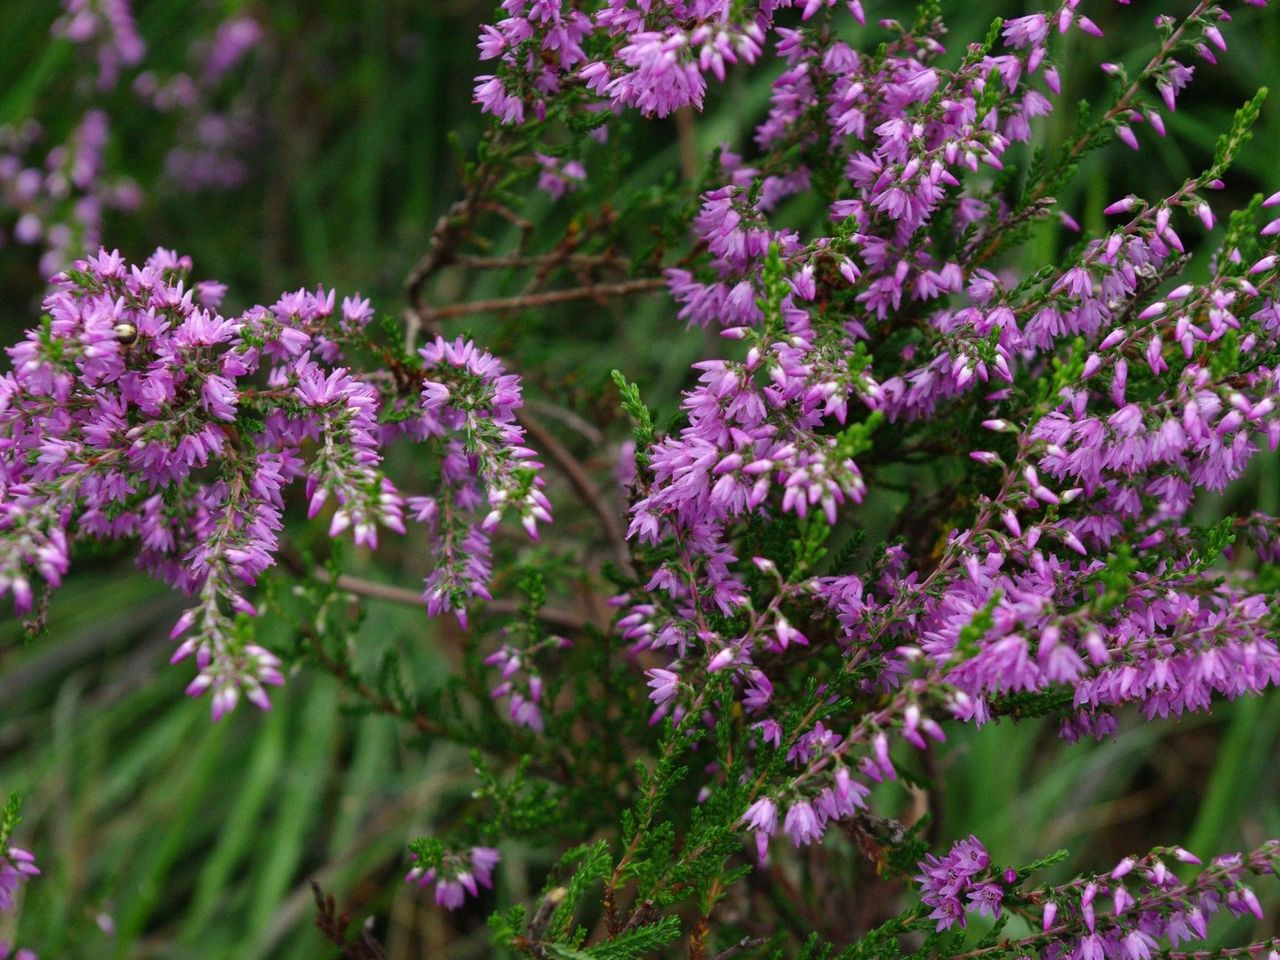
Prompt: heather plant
<box><xmin>2</xmin><ymin>0</ymin><xmax>1280</xmax><ymax>958</ymax></box>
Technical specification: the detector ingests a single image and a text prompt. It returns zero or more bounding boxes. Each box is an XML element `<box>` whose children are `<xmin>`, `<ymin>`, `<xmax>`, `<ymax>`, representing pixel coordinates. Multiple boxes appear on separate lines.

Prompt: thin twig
<box><xmin>712</xmin><ymin>937</ymin><xmax>767</xmax><ymax>960</ymax></box>
<box><xmin>418</xmin><ymin>277</ymin><xmax>666</xmax><ymax>324</ymax></box>
<box><xmin>675</xmin><ymin>106</ymin><xmax>700</xmax><ymax>183</ymax></box>
<box><xmin>453</xmin><ymin>252</ymin><xmax>621</xmax><ymax>272</ymax></box>
<box><xmin>526</xmin><ymin>398</ymin><xmax>605</xmax><ymax>445</ymax></box>
<box><xmin>329</xmin><ymin>572</ymin><xmax>595</xmax><ymax>634</ymax></box>
<box><xmin>516</xmin><ymin>408</ymin><xmax>635</xmax><ymax>577</ymax></box>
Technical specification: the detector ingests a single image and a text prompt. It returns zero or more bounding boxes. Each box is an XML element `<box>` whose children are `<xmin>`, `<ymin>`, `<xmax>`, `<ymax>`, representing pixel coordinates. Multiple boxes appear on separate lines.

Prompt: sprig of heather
<box><xmin>405</xmin><ymin>838</ymin><xmax>501</xmax><ymax>910</ymax></box>
<box><xmin>4</xmin><ymin>5</ymin><xmax>268</xmax><ymax>274</ymax></box>
<box><xmin>405</xmin><ymin>336</ymin><xmax>552</xmax><ymax>625</ymax></box>
<box><xmin>0</xmin><ymin>111</ymin><xmax>141</xmax><ymax>276</ymax></box>
<box><xmin>0</xmin><ymin>249</ymin><xmax>544</xmax><ymax>718</ymax></box>
<box><xmin>914</xmin><ymin>835</ymin><xmax>1280</xmax><ymax>960</ymax></box>
<box><xmin>578</xmin><ymin>0</ymin><xmax>1280</xmax><ymax>868</ymax></box>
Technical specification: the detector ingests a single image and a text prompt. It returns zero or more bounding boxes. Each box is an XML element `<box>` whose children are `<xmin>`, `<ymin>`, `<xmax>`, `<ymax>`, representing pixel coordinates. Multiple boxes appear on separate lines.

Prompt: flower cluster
<box><xmin>916</xmin><ymin>835</ymin><xmax>1002</xmax><ymax>931</ymax></box>
<box><xmin>514</xmin><ymin>0</ymin><xmax>1280</xmax><ymax>865</ymax></box>
<box><xmin>407</xmin><ymin>336</ymin><xmax>552</xmax><ymax>625</ymax></box>
<box><xmin>133</xmin><ymin>14</ymin><xmax>266</xmax><ymax>191</ymax></box>
<box><xmin>405</xmin><ymin>845</ymin><xmax>501</xmax><ymax>910</ymax></box>
<box><xmin>485</xmin><ymin>627</ymin><xmax>571</xmax><ymax>733</ymax></box>
<box><xmin>916</xmin><ymin>837</ymin><xmax>1280</xmax><ymax>960</ymax></box>
<box><xmin>4</xmin><ymin>3</ymin><xmax>267</xmax><ymax>275</ymax></box>
<box><xmin>0</xmin><ymin>846</ymin><xmax>38</xmax><ymax>916</ymax></box>
<box><xmin>0</xmin><ymin>249</ymin><xmax>543</xmax><ymax>718</ymax></box>
<box><xmin>475</xmin><ymin>0</ymin><xmax>771</xmax><ymax>125</ymax></box>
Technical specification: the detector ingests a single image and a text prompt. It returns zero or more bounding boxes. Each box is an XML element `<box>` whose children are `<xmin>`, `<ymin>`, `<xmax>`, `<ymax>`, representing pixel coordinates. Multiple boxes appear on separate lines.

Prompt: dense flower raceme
<box><xmin>481</xmin><ymin>0</ymin><xmax>1280</xmax><ymax>865</ymax></box>
<box><xmin>0</xmin><ymin>248</ymin><xmax>547</xmax><ymax>718</ymax></box>
<box><xmin>475</xmin><ymin>0</ymin><xmax>769</xmax><ymax>124</ymax></box>
<box><xmin>471</xmin><ymin>0</ymin><xmax>1244</xmax><ymax>153</ymax></box>
<box><xmin>916</xmin><ymin>835</ymin><xmax>1280</xmax><ymax>956</ymax></box>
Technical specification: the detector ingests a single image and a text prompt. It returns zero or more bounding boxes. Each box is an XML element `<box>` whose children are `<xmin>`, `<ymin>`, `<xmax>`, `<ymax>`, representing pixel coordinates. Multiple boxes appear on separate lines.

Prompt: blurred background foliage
<box><xmin>1</xmin><ymin>1</ymin><xmax>1278</xmax><ymax>957</ymax></box>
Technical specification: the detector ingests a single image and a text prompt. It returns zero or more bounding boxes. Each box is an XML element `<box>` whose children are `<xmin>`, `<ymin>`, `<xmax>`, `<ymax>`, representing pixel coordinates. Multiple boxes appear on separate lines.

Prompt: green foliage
<box><xmin>471</xmin><ymin>753</ymin><xmax>562</xmax><ymax>839</ymax></box>
<box><xmin>955</xmin><ymin>591</ymin><xmax>1003</xmax><ymax>659</ymax></box>
<box><xmin>548</xmin><ymin>842</ymin><xmax>613</xmax><ymax>944</ymax></box>
<box><xmin>585</xmin><ymin>916</ymin><xmax>682</xmax><ymax>960</ymax></box>
<box><xmin>0</xmin><ymin>791</ymin><xmax>22</xmax><ymax>849</ymax></box>
<box><xmin>612</xmin><ymin>369</ymin><xmax>656</xmax><ymax>464</ymax></box>
<box><xmin>1208</xmin><ymin>89</ymin><xmax>1269</xmax><ymax>182</ymax></box>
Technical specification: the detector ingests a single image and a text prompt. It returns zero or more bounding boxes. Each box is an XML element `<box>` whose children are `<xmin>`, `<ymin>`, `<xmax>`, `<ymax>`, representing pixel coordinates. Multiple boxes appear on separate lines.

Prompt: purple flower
<box><xmin>782</xmin><ymin>800</ymin><xmax>822</xmax><ymax>847</ymax></box>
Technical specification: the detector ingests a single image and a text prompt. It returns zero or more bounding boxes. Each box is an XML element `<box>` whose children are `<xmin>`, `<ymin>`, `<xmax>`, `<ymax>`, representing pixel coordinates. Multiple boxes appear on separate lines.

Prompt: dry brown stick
<box><xmin>329</xmin><ymin>572</ymin><xmax>594</xmax><ymax>634</ymax></box>
<box><xmin>418</xmin><ymin>277</ymin><xmax>666</xmax><ymax>324</ymax></box>
<box><xmin>453</xmin><ymin>252</ymin><xmax>621</xmax><ymax>271</ymax></box>
<box><xmin>516</xmin><ymin>408</ymin><xmax>635</xmax><ymax>578</ymax></box>
<box><xmin>712</xmin><ymin>937</ymin><xmax>767</xmax><ymax>960</ymax></box>
<box><xmin>404</xmin><ymin>131</ymin><xmax>512</xmax><ymax>330</ymax></box>
<box><xmin>675</xmin><ymin>106</ymin><xmax>699</xmax><ymax>183</ymax></box>
<box><xmin>526</xmin><ymin>398</ymin><xmax>605</xmax><ymax>445</ymax></box>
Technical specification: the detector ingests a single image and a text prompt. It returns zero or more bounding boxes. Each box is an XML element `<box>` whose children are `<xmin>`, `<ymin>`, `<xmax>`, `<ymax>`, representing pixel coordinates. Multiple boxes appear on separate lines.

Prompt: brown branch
<box><xmin>712</xmin><ymin>937</ymin><xmax>767</xmax><ymax>960</ymax></box>
<box><xmin>310</xmin><ymin>881</ymin><xmax>387</xmax><ymax>960</ymax></box>
<box><xmin>417</xmin><ymin>277</ymin><xmax>666</xmax><ymax>324</ymax></box>
<box><xmin>516</xmin><ymin>408</ymin><xmax>636</xmax><ymax>578</ymax></box>
<box><xmin>526</xmin><ymin>399</ymin><xmax>605</xmax><ymax>445</ymax></box>
<box><xmin>675</xmin><ymin>106</ymin><xmax>700</xmax><ymax>183</ymax></box>
<box><xmin>329</xmin><ymin>571</ymin><xmax>596</xmax><ymax>634</ymax></box>
<box><xmin>453</xmin><ymin>252</ymin><xmax>622</xmax><ymax>272</ymax></box>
